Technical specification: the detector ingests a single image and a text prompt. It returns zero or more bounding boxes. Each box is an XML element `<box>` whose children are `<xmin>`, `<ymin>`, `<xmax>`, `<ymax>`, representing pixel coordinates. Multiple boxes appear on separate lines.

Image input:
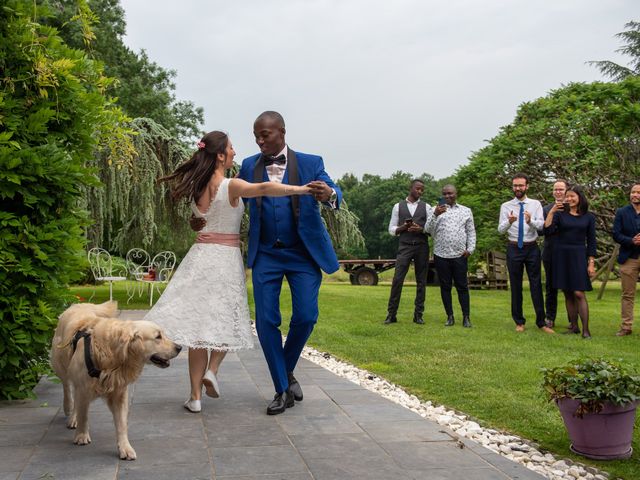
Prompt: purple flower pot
<box><xmin>557</xmin><ymin>398</ymin><xmax>638</xmax><ymax>460</ymax></box>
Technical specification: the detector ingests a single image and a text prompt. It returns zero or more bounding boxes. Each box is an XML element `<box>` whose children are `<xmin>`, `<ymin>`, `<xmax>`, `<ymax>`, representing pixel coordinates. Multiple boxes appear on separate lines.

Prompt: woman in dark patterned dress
<box><xmin>543</xmin><ymin>186</ymin><xmax>597</xmax><ymax>338</ymax></box>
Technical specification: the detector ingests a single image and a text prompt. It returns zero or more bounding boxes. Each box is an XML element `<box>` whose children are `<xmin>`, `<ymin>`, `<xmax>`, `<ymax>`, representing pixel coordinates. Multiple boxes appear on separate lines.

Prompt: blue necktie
<box><xmin>517</xmin><ymin>202</ymin><xmax>525</xmax><ymax>249</ymax></box>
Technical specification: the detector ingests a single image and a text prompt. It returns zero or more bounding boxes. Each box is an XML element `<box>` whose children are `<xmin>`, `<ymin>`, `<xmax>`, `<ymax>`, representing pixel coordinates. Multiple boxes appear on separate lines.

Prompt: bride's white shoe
<box><xmin>183</xmin><ymin>399</ymin><xmax>201</xmax><ymax>413</ymax></box>
<box><xmin>202</xmin><ymin>370</ymin><xmax>220</xmax><ymax>398</ymax></box>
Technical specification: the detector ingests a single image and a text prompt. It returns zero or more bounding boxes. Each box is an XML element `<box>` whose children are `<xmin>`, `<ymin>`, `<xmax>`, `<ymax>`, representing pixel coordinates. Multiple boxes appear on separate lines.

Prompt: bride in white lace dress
<box><xmin>144</xmin><ymin>131</ymin><xmax>310</xmax><ymax>413</ymax></box>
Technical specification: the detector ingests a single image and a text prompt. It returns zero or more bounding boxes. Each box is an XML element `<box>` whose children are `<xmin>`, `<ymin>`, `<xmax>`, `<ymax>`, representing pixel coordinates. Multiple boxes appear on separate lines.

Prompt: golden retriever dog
<box><xmin>51</xmin><ymin>301</ymin><xmax>181</xmax><ymax>460</ymax></box>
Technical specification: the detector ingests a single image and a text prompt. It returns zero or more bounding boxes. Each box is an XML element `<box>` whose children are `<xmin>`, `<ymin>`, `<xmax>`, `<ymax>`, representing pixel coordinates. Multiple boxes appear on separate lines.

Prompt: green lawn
<box><xmin>70</xmin><ymin>280</ymin><xmax>639</xmax><ymax>479</ymax></box>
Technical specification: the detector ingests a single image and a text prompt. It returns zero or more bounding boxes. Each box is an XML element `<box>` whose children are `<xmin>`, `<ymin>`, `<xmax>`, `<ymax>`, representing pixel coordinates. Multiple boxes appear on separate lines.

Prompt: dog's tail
<box><xmin>92</xmin><ymin>300</ymin><xmax>118</xmax><ymax>318</ymax></box>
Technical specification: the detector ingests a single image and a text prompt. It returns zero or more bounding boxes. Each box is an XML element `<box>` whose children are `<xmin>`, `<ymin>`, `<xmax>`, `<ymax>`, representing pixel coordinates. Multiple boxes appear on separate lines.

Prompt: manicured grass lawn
<box><xmin>70</xmin><ymin>280</ymin><xmax>639</xmax><ymax>479</ymax></box>
<box><xmin>71</xmin><ymin>282</ymin><xmax>162</xmax><ymax>310</ymax></box>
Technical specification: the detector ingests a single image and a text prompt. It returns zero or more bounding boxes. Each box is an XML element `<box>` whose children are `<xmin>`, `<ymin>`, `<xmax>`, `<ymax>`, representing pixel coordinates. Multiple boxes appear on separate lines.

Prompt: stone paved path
<box><xmin>0</xmin><ymin>310</ymin><xmax>545</xmax><ymax>479</ymax></box>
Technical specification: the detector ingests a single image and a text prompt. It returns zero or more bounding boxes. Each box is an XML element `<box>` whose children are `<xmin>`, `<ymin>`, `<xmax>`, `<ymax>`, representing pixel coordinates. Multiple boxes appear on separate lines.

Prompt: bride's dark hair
<box><xmin>159</xmin><ymin>131</ymin><xmax>228</xmax><ymax>202</ymax></box>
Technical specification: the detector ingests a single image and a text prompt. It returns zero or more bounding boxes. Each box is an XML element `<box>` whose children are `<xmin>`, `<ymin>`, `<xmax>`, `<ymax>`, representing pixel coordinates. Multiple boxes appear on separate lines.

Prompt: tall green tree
<box><xmin>455</xmin><ymin>77</ymin><xmax>640</xmax><ymax>264</ymax></box>
<box><xmin>84</xmin><ymin>118</ymin><xmax>194</xmax><ymax>258</ymax></box>
<box><xmin>589</xmin><ymin>20</ymin><xmax>640</xmax><ymax>81</ymax></box>
<box><xmin>44</xmin><ymin>0</ymin><xmax>204</xmax><ymax>141</ymax></box>
<box><xmin>0</xmin><ymin>0</ymin><xmax>132</xmax><ymax>399</ymax></box>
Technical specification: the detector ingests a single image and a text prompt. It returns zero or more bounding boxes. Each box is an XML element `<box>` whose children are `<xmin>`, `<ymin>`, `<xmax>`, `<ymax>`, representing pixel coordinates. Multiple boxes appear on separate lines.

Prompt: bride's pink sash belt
<box><xmin>196</xmin><ymin>232</ymin><xmax>240</xmax><ymax>248</ymax></box>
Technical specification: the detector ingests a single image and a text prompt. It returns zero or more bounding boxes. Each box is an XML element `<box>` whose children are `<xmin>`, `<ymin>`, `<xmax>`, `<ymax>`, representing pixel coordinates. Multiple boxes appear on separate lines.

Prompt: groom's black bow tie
<box><xmin>264</xmin><ymin>154</ymin><xmax>286</xmax><ymax>166</ymax></box>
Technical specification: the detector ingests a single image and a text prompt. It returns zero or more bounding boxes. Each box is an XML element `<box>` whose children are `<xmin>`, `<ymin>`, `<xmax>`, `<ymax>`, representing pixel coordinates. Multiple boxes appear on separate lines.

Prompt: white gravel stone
<box><xmin>437</xmin><ymin>415</ymin><xmax>453</xmax><ymax>425</ymax></box>
<box><xmin>499</xmin><ymin>445</ymin><xmax>512</xmax><ymax>454</ymax></box>
<box><xmin>567</xmin><ymin>466</ymin><xmax>581</xmax><ymax>478</ymax></box>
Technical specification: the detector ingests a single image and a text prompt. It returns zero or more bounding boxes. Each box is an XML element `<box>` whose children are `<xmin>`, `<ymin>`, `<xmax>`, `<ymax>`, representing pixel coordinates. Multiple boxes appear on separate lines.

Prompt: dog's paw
<box><xmin>66</xmin><ymin>415</ymin><xmax>77</xmax><ymax>429</ymax></box>
<box><xmin>118</xmin><ymin>443</ymin><xmax>137</xmax><ymax>460</ymax></box>
<box><xmin>74</xmin><ymin>433</ymin><xmax>91</xmax><ymax>445</ymax></box>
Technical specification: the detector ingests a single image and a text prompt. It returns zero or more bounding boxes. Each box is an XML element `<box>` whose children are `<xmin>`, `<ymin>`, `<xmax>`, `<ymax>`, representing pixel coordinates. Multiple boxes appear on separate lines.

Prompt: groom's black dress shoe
<box><xmin>266</xmin><ymin>389</ymin><xmax>294</xmax><ymax>415</ymax></box>
<box><xmin>288</xmin><ymin>372</ymin><xmax>303</xmax><ymax>401</ymax></box>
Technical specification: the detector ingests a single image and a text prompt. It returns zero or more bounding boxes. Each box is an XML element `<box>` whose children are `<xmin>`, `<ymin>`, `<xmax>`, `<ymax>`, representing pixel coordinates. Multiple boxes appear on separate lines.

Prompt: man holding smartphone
<box><xmin>426</xmin><ymin>185</ymin><xmax>476</xmax><ymax>327</ymax></box>
<box><xmin>540</xmin><ymin>180</ymin><xmax>568</xmax><ymax>330</ymax></box>
<box><xmin>384</xmin><ymin>179</ymin><xmax>432</xmax><ymax>325</ymax></box>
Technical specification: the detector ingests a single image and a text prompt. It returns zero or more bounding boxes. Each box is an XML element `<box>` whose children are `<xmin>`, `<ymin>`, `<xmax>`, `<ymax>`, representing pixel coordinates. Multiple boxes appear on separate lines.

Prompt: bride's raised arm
<box><xmin>228</xmin><ymin>178</ymin><xmax>311</xmax><ymax>201</ymax></box>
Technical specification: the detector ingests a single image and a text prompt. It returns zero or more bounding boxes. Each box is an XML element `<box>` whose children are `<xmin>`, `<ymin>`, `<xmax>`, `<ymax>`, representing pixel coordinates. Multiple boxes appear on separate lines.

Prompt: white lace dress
<box><xmin>144</xmin><ymin>178</ymin><xmax>253</xmax><ymax>351</ymax></box>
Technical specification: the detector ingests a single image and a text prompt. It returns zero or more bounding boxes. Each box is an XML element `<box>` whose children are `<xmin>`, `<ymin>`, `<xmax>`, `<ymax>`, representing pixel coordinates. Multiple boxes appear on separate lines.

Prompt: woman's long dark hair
<box><xmin>159</xmin><ymin>131</ymin><xmax>228</xmax><ymax>202</ymax></box>
<box><xmin>567</xmin><ymin>185</ymin><xmax>589</xmax><ymax>215</ymax></box>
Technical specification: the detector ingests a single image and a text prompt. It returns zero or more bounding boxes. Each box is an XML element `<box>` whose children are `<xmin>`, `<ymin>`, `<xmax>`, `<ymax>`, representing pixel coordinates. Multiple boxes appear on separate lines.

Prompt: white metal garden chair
<box><xmin>139</xmin><ymin>250</ymin><xmax>177</xmax><ymax>306</ymax></box>
<box><xmin>125</xmin><ymin>248</ymin><xmax>151</xmax><ymax>304</ymax></box>
<box><xmin>87</xmin><ymin>247</ymin><xmax>127</xmax><ymax>301</ymax></box>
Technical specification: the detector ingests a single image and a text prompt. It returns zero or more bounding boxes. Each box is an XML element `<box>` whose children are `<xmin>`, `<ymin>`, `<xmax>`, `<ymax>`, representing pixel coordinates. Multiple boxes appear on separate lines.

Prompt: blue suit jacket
<box><xmin>238</xmin><ymin>149</ymin><xmax>342</xmax><ymax>274</ymax></box>
<box><xmin>612</xmin><ymin>204</ymin><xmax>640</xmax><ymax>264</ymax></box>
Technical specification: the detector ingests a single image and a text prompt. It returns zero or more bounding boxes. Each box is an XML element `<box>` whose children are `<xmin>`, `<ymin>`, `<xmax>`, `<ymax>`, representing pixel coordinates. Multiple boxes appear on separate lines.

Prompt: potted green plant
<box><xmin>542</xmin><ymin>358</ymin><xmax>640</xmax><ymax>460</ymax></box>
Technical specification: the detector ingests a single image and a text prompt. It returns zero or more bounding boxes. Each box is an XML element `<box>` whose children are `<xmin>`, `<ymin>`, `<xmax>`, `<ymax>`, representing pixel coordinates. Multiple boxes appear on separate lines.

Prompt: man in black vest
<box><xmin>384</xmin><ymin>179</ymin><xmax>432</xmax><ymax>325</ymax></box>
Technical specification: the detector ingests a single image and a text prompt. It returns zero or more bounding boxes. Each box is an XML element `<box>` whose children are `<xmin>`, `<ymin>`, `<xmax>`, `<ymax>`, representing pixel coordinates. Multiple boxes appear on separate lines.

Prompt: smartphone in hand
<box><xmin>562</xmin><ymin>202</ymin><xmax>571</xmax><ymax>212</ymax></box>
<box><xmin>438</xmin><ymin>197</ymin><xmax>446</xmax><ymax>206</ymax></box>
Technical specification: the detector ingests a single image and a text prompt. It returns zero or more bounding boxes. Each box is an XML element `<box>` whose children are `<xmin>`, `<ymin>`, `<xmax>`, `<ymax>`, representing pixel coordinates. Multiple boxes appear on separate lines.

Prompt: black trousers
<box><xmin>542</xmin><ymin>248</ymin><xmax>558</xmax><ymax>322</ymax></box>
<box><xmin>434</xmin><ymin>255</ymin><xmax>470</xmax><ymax>316</ymax></box>
<box><xmin>506</xmin><ymin>243</ymin><xmax>545</xmax><ymax>327</ymax></box>
<box><xmin>387</xmin><ymin>242</ymin><xmax>429</xmax><ymax>317</ymax></box>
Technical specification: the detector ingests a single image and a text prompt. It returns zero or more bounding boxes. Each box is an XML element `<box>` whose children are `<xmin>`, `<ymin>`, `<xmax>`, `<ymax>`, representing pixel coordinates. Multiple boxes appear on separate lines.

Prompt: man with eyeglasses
<box><xmin>540</xmin><ymin>180</ymin><xmax>568</xmax><ymax>330</ymax></box>
<box><xmin>498</xmin><ymin>173</ymin><xmax>554</xmax><ymax>334</ymax></box>
<box><xmin>612</xmin><ymin>183</ymin><xmax>640</xmax><ymax>336</ymax></box>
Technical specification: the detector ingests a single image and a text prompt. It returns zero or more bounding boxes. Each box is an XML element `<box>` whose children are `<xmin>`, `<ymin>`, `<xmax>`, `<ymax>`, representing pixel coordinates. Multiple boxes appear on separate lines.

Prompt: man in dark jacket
<box><xmin>612</xmin><ymin>183</ymin><xmax>640</xmax><ymax>336</ymax></box>
<box><xmin>541</xmin><ymin>180</ymin><xmax>567</xmax><ymax>329</ymax></box>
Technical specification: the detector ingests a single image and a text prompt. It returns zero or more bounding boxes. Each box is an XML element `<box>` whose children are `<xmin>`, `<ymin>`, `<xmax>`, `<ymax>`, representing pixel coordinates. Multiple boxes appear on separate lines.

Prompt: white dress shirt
<box><xmin>265</xmin><ymin>145</ymin><xmax>337</xmax><ymax>209</ymax></box>
<box><xmin>388</xmin><ymin>199</ymin><xmax>432</xmax><ymax>235</ymax></box>
<box><xmin>498</xmin><ymin>197</ymin><xmax>544</xmax><ymax>242</ymax></box>
<box><xmin>425</xmin><ymin>203</ymin><xmax>476</xmax><ymax>258</ymax></box>
<box><xmin>265</xmin><ymin>145</ymin><xmax>288</xmax><ymax>183</ymax></box>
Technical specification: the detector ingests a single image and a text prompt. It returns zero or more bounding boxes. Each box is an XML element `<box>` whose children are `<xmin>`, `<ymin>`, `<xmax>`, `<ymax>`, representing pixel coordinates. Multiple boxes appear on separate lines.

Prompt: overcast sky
<box><xmin>120</xmin><ymin>0</ymin><xmax>634</xmax><ymax>181</ymax></box>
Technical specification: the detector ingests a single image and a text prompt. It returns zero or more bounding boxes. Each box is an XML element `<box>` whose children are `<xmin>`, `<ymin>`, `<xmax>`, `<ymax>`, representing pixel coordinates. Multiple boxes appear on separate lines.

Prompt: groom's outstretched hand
<box><xmin>308</xmin><ymin>181</ymin><xmax>332</xmax><ymax>202</ymax></box>
<box><xmin>189</xmin><ymin>215</ymin><xmax>206</xmax><ymax>232</ymax></box>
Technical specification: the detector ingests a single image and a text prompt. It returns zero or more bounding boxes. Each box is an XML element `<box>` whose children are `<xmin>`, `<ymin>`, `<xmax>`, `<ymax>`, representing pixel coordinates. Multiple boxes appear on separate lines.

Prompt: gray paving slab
<box><xmin>358</xmin><ymin>419</ymin><xmax>453</xmax><ymax>442</ymax></box>
<box><xmin>217</xmin><ymin>475</ymin><xmax>313</xmax><ymax>480</ymax></box>
<box><xmin>118</xmin><ymin>462</ymin><xmax>212</xmax><ymax>480</ymax></box>
<box><xmin>0</xmin><ymin>309</ymin><xmax>545</xmax><ymax>479</ymax></box>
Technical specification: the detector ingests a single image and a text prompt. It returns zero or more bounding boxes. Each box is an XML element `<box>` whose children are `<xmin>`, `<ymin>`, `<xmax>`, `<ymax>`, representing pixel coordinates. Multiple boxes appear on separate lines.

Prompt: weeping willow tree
<box><xmin>84</xmin><ymin>117</ymin><xmax>194</xmax><ymax>257</ymax></box>
<box><xmin>85</xmin><ymin>122</ymin><xmax>364</xmax><ymax>260</ymax></box>
<box><xmin>321</xmin><ymin>203</ymin><xmax>366</xmax><ymax>258</ymax></box>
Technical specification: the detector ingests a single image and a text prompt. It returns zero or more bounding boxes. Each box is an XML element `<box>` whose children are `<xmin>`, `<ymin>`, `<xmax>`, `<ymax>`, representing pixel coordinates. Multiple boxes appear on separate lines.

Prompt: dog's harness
<box><xmin>71</xmin><ymin>331</ymin><xmax>101</xmax><ymax>378</ymax></box>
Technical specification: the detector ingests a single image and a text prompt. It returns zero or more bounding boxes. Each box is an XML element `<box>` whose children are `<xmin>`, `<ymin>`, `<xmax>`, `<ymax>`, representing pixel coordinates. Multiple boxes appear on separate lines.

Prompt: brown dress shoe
<box><xmin>616</xmin><ymin>329</ymin><xmax>632</xmax><ymax>336</ymax></box>
<box><xmin>540</xmin><ymin>326</ymin><xmax>555</xmax><ymax>334</ymax></box>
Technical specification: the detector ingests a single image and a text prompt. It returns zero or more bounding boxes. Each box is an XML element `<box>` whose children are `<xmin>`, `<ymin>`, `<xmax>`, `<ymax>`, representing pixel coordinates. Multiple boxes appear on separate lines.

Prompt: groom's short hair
<box><xmin>257</xmin><ymin>111</ymin><xmax>285</xmax><ymax>128</ymax></box>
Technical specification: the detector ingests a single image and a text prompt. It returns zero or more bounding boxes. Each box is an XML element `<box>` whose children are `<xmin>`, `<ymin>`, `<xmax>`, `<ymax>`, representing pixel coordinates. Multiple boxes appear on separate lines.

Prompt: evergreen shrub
<box><xmin>0</xmin><ymin>1</ymin><xmax>128</xmax><ymax>398</ymax></box>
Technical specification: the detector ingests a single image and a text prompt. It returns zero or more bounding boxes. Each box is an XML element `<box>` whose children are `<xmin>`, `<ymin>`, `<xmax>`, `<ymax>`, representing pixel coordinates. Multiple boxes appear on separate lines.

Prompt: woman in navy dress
<box><xmin>544</xmin><ymin>186</ymin><xmax>597</xmax><ymax>338</ymax></box>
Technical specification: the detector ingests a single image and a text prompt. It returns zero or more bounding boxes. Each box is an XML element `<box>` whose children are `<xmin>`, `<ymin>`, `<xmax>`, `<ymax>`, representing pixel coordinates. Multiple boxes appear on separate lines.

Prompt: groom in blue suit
<box><xmin>239</xmin><ymin>111</ymin><xmax>342</xmax><ymax>415</ymax></box>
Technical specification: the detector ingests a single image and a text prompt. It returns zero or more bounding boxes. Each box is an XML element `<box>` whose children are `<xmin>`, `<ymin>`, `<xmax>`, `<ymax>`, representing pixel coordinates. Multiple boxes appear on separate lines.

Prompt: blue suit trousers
<box><xmin>252</xmin><ymin>245</ymin><xmax>322</xmax><ymax>393</ymax></box>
